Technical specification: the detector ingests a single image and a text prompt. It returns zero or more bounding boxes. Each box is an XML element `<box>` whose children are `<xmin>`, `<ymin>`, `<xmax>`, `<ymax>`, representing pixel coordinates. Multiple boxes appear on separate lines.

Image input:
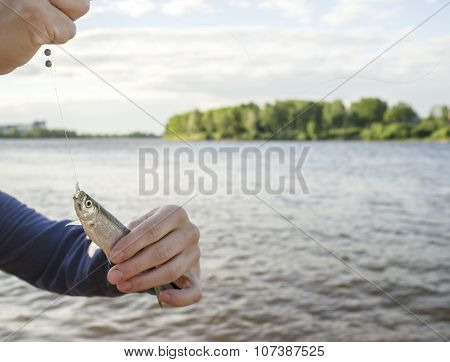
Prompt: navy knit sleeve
<box><xmin>0</xmin><ymin>191</ymin><xmax>122</xmax><ymax>297</ymax></box>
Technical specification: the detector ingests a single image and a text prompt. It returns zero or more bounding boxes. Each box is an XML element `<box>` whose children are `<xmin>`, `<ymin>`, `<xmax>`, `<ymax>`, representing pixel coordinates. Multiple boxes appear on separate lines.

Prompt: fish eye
<box><xmin>85</xmin><ymin>199</ymin><xmax>93</xmax><ymax>208</ymax></box>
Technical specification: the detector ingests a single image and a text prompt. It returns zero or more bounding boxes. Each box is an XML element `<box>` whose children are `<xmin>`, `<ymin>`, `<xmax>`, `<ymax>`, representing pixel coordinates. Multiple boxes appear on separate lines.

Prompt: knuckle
<box><xmin>177</xmin><ymin>207</ymin><xmax>188</xmax><ymax>223</ymax></box>
<box><xmin>64</xmin><ymin>22</ymin><xmax>77</xmax><ymax>42</ymax></box>
<box><xmin>193</xmin><ymin>246</ymin><xmax>201</xmax><ymax>262</ymax></box>
<box><xmin>128</xmin><ymin>276</ymin><xmax>146</xmax><ymax>292</ymax></box>
<box><xmin>145</xmin><ymin>222</ymin><xmax>161</xmax><ymax>243</ymax></box>
<box><xmin>167</xmin><ymin>265</ymin><xmax>181</xmax><ymax>282</ymax></box>
<box><xmin>120</xmin><ymin>263</ymin><xmax>137</xmax><ymax>279</ymax></box>
<box><xmin>154</xmin><ymin>244</ymin><xmax>171</xmax><ymax>263</ymax></box>
<box><xmin>51</xmin><ymin>21</ymin><xmax>76</xmax><ymax>44</ymax></box>
<box><xmin>134</xmin><ymin>278</ymin><xmax>146</xmax><ymax>291</ymax></box>
<box><xmin>118</xmin><ymin>281</ymin><xmax>133</xmax><ymax>293</ymax></box>
<box><xmin>190</xmin><ymin>224</ymin><xmax>200</xmax><ymax>242</ymax></box>
<box><xmin>118</xmin><ymin>244</ymin><xmax>132</xmax><ymax>260</ymax></box>
<box><xmin>166</xmin><ymin>204</ymin><xmax>188</xmax><ymax>224</ymax></box>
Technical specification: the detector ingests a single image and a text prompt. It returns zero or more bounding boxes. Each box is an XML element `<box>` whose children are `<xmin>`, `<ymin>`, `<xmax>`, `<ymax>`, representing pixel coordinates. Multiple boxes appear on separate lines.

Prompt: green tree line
<box><xmin>0</xmin><ymin>128</ymin><xmax>77</xmax><ymax>138</ymax></box>
<box><xmin>165</xmin><ymin>98</ymin><xmax>450</xmax><ymax>141</ymax></box>
<box><xmin>0</xmin><ymin>128</ymin><xmax>158</xmax><ymax>139</ymax></box>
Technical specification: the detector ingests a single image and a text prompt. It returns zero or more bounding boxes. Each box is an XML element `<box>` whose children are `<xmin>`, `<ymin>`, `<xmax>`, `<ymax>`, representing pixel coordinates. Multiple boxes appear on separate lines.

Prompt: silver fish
<box><xmin>73</xmin><ymin>183</ymin><xmax>172</xmax><ymax>307</ymax></box>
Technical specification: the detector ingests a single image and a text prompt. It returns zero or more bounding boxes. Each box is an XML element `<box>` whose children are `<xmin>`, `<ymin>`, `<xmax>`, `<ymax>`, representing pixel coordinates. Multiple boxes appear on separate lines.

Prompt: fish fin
<box><xmin>87</xmin><ymin>242</ymin><xmax>99</xmax><ymax>257</ymax></box>
<box><xmin>88</xmin><ymin>224</ymin><xmax>111</xmax><ymax>260</ymax></box>
<box><xmin>66</xmin><ymin>219</ymin><xmax>82</xmax><ymax>227</ymax></box>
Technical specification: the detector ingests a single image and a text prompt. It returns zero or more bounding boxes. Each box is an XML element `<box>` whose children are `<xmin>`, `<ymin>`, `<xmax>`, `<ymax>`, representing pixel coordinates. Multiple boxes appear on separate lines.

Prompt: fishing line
<box><xmin>302</xmin><ymin>44</ymin><xmax>450</xmax><ymax>91</ymax></box>
<box><xmin>279</xmin><ymin>48</ymin><xmax>449</xmax><ymax>99</ymax></box>
<box><xmin>46</xmin><ymin>49</ymin><xmax>79</xmax><ymax>186</ymax></box>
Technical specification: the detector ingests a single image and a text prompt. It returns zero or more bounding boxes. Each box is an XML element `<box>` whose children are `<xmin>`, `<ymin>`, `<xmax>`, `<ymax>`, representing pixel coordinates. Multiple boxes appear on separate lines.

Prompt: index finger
<box><xmin>110</xmin><ymin>207</ymin><xmax>185</xmax><ymax>264</ymax></box>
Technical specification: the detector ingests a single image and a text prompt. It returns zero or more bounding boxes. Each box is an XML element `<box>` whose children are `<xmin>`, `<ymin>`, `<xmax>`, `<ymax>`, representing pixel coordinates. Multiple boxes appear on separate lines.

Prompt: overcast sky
<box><xmin>0</xmin><ymin>0</ymin><xmax>449</xmax><ymax>134</ymax></box>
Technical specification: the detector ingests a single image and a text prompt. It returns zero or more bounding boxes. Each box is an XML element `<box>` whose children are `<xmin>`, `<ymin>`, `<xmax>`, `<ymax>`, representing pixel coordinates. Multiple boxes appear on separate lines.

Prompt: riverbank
<box><xmin>0</xmin><ymin>129</ymin><xmax>159</xmax><ymax>139</ymax></box>
<box><xmin>164</xmin><ymin>98</ymin><xmax>450</xmax><ymax>141</ymax></box>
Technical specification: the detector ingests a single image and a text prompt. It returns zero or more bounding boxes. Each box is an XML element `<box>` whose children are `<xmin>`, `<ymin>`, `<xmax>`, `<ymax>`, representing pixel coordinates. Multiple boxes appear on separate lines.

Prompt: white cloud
<box><xmin>229</xmin><ymin>0</ymin><xmax>252</xmax><ymax>8</ymax></box>
<box><xmin>94</xmin><ymin>0</ymin><xmax>156</xmax><ymax>18</ymax></box>
<box><xmin>259</xmin><ymin>0</ymin><xmax>312</xmax><ymax>23</ymax></box>
<box><xmin>91</xmin><ymin>0</ymin><xmax>217</xmax><ymax>18</ymax></box>
<box><xmin>1</xmin><ymin>25</ymin><xmax>448</xmax><ymax>134</ymax></box>
<box><xmin>323</xmin><ymin>0</ymin><xmax>400</xmax><ymax>26</ymax></box>
<box><xmin>160</xmin><ymin>0</ymin><xmax>214</xmax><ymax>16</ymax></box>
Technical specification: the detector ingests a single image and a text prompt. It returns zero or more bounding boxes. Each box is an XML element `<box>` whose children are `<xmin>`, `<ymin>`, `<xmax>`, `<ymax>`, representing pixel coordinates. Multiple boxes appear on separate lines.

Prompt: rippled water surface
<box><xmin>0</xmin><ymin>139</ymin><xmax>449</xmax><ymax>341</ymax></box>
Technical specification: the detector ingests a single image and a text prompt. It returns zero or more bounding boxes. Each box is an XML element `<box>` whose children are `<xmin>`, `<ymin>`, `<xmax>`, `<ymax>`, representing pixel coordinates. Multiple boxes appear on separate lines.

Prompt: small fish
<box><xmin>73</xmin><ymin>183</ymin><xmax>173</xmax><ymax>307</ymax></box>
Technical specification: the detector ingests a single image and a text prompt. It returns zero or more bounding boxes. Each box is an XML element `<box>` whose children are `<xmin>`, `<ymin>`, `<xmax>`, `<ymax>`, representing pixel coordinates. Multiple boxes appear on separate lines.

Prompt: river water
<box><xmin>0</xmin><ymin>139</ymin><xmax>449</xmax><ymax>341</ymax></box>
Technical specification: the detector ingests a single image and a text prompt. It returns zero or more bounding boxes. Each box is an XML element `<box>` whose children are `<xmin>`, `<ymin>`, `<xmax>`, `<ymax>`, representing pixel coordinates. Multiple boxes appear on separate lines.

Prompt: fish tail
<box><xmin>155</xmin><ymin>286</ymin><xmax>163</xmax><ymax>308</ymax></box>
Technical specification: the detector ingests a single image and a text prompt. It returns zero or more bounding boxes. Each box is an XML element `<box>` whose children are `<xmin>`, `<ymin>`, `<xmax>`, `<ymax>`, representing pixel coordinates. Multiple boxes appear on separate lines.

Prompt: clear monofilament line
<box><xmin>49</xmin><ymin>64</ymin><xmax>79</xmax><ymax>186</ymax></box>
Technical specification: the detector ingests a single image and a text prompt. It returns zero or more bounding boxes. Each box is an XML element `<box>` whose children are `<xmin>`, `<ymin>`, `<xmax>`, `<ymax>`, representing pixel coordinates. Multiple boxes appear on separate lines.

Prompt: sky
<box><xmin>0</xmin><ymin>0</ymin><xmax>449</xmax><ymax>134</ymax></box>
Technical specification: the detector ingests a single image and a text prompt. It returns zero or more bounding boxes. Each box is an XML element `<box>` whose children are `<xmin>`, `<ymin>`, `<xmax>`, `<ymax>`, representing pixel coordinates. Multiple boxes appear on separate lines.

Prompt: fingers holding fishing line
<box><xmin>110</xmin><ymin>205</ymin><xmax>190</xmax><ymax>264</ymax></box>
<box><xmin>41</xmin><ymin>3</ymin><xmax>76</xmax><ymax>44</ymax></box>
<box><xmin>18</xmin><ymin>0</ymin><xmax>78</xmax><ymax>45</ymax></box>
<box><xmin>107</xmin><ymin>224</ymin><xmax>199</xmax><ymax>284</ymax></box>
<box><xmin>38</xmin><ymin>0</ymin><xmax>90</xmax><ymax>44</ymax></box>
<box><xmin>0</xmin><ymin>0</ymin><xmax>83</xmax><ymax>73</ymax></box>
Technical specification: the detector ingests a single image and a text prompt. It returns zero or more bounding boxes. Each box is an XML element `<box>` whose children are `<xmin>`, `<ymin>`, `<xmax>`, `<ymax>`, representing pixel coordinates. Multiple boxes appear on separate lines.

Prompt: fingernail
<box><xmin>110</xmin><ymin>251</ymin><xmax>124</xmax><ymax>263</ymax></box>
<box><xmin>109</xmin><ymin>269</ymin><xmax>124</xmax><ymax>284</ymax></box>
<box><xmin>118</xmin><ymin>281</ymin><xmax>132</xmax><ymax>291</ymax></box>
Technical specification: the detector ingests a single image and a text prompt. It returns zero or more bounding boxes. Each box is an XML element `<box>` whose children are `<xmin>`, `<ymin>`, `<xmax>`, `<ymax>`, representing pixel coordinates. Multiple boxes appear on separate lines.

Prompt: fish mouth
<box><xmin>73</xmin><ymin>182</ymin><xmax>82</xmax><ymax>201</ymax></box>
<box><xmin>73</xmin><ymin>183</ymin><xmax>85</xmax><ymax>213</ymax></box>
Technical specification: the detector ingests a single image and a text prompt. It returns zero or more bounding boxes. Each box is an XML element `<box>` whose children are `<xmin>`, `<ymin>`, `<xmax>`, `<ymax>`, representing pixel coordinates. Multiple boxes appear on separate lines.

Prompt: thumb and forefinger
<box><xmin>28</xmin><ymin>0</ymin><xmax>89</xmax><ymax>45</ymax></box>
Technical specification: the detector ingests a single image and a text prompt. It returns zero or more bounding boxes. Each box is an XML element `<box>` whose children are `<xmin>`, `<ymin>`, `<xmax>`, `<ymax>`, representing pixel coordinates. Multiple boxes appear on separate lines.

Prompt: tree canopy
<box><xmin>165</xmin><ymin>98</ymin><xmax>449</xmax><ymax>141</ymax></box>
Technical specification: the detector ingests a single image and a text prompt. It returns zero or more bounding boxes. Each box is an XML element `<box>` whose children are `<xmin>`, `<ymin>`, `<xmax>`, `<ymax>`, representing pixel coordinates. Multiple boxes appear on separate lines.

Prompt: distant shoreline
<box><xmin>0</xmin><ymin>131</ymin><xmax>160</xmax><ymax>139</ymax></box>
<box><xmin>2</xmin><ymin>96</ymin><xmax>449</xmax><ymax>141</ymax></box>
<box><xmin>1</xmin><ymin>135</ymin><xmax>448</xmax><ymax>143</ymax></box>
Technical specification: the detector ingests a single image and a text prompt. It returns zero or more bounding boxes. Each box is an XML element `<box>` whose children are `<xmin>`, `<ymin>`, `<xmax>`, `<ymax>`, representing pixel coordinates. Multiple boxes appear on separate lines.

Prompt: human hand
<box><xmin>0</xmin><ymin>0</ymin><xmax>90</xmax><ymax>74</ymax></box>
<box><xmin>107</xmin><ymin>205</ymin><xmax>202</xmax><ymax>307</ymax></box>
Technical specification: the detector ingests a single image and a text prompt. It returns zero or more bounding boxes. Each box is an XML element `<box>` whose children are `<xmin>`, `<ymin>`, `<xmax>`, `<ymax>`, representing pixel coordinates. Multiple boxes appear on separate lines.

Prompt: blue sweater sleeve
<box><xmin>0</xmin><ymin>191</ymin><xmax>122</xmax><ymax>297</ymax></box>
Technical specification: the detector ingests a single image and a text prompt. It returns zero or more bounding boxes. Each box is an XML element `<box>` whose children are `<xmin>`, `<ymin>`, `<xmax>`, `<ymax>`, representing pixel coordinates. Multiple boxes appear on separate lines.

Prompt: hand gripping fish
<box><xmin>72</xmin><ymin>183</ymin><xmax>176</xmax><ymax>307</ymax></box>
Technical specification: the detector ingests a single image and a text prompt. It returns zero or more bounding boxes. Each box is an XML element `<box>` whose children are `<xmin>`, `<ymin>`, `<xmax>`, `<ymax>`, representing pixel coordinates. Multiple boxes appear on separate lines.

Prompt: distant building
<box><xmin>0</xmin><ymin>120</ymin><xmax>47</xmax><ymax>133</ymax></box>
<box><xmin>32</xmin><ymin>120</ymin><xmax>46</xmax><ymax>129</ymax></box>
